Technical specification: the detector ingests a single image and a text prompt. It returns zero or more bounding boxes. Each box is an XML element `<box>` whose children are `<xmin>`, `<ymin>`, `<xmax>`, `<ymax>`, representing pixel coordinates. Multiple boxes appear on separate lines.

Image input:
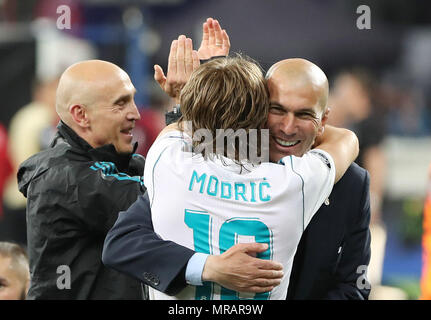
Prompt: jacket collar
<box><xmin>54</xmin><ymin>121</ymin><xmax>138</xmax><ymax>171</ymax></box>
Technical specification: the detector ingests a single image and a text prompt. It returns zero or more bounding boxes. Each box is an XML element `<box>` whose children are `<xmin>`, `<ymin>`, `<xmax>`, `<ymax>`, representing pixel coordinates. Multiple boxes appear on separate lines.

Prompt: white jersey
<box><xmin>144</xmin><ymin>130</ymin><xmax>335</xmax><ymax>300</ymax></box>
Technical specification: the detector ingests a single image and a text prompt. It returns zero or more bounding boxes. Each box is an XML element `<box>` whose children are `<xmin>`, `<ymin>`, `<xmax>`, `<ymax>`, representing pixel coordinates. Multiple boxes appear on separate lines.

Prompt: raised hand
<box><xmin>197</xmin><ymin>17</ymin><xmax>230</xmax><ymax>60</ymax></box>
<box><xmin>154</xmin><ymin>35</ymin><xmax>200</xmax><ymax>104</ymax></box>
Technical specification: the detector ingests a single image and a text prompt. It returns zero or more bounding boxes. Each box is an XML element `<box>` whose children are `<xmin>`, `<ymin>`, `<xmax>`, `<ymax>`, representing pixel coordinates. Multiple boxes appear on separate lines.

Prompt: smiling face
<box><xmin>56</xmin><ymin>60</ymin><xmax>141</xmax><ymax>154</ymax></box>
<box><xmin>85</xmin><ymin>71</ymin><xmax>140</xmax><ymax>154</ymax></box>
<box><xmin>265</xmin><ymin>59</ymin><xmax>329</xmax><ymax>162</ymax></box>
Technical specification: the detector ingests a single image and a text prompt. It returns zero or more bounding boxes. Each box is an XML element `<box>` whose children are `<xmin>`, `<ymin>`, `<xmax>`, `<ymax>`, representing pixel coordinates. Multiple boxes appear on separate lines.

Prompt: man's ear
<box><xmin>69</xmin><ymin>104</ymin><xmax>90</xmax><ymax>128</ymax></box>
<box><xmin>317</xmin><ymin>107</ymin><xmax>330</xmax><ymax>136</ymax></box>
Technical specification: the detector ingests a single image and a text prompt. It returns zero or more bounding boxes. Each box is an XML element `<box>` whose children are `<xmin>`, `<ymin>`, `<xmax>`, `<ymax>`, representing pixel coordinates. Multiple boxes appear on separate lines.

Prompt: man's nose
<box><xmin>280</xmin><ymin>113</ymin><xmax>297</xmax><ymax>135</ymax></box>
<box><xmin>128</xmin><ymin>101</ymin><xmax>141</xmax><ymax>121</ymax></box>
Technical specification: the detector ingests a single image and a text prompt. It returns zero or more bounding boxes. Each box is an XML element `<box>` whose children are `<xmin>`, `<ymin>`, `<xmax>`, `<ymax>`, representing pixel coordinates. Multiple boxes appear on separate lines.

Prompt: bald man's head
<box><xmin>266</xmin><ymin>58</ymin><xmax>329</xmax><ymax>111</ymax></box>
<box><xmin>55</xmin><ymin>59</ymin><xmax>140</xmax><ymax>153</ymax></box>
<box><xmin>56</xmin><ymin>60</ymin><xmax>132</xmax><ymax>124</ymax></box>
<box><xmin>265</xmin><ymin>58</ymin><xmax>330</xmax><ymax>162</ymax></box>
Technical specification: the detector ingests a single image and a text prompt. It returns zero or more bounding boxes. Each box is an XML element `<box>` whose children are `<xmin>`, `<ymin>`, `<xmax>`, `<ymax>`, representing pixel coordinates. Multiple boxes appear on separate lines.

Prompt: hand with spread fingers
<box><xmin>197</xmin><ymin>17</ymin><xmax>231</xmax><ymax>60</ymax></box>
<box><xmin>154</xmin><ymin>35</ymin><xmax>200</xmax><ymax>104</ymax></box>
<box><xmin>202</xmin><ymin>243</ymin><xmax>284</xmax><ymax>294</ymax></box>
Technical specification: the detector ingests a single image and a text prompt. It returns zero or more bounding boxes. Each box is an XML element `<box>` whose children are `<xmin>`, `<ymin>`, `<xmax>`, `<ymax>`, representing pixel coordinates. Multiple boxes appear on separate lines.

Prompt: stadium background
<box><xmin>0</xmin><ymin>0</ymin><xmax>430</xmax><ymax>300</ymax></box>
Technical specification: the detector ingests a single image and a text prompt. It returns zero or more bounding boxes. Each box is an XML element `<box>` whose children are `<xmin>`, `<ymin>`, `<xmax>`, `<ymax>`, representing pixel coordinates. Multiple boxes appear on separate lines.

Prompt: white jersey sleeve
<box><xmin>143</xmin><ymin>130</ymin><xmax>191</xmax><ymax>203</ymax></box>
<box><xmin>281</xmin><ymin>149</ymin><xmax>336</xmax><ymax>229</ymax></box>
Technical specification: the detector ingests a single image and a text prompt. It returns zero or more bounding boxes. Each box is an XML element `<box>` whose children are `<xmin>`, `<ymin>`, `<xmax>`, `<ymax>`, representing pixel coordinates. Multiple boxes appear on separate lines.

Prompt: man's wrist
<box><xmin>165</xmin><ymin>104</ymin><xmax>182</xmax><ymax>125</ymax></box>
<box><xmin>200</xmin><ymin>55</ymin><xmax>227</xmax><ymax>65</ymax></box>
<box><xmin>185</xmin><ymin>252</ymin><xmax>210</xmax><ymax>286</ymax></box>
<box><xmin>201</xmin><ymin>255</ymin><xmax>219</xmax><ymax>282</ymax></box>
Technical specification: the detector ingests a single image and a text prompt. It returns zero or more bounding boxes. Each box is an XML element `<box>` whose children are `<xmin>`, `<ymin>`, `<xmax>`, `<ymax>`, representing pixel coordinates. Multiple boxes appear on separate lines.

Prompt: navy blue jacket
<box><xmin>102</xmin><ymin>193</ymin><xmax>194</xmax><ymax>295</ymax></box>
<box><xmin>103</xmin><ymin>163</ymin><xmax>371</xmax><ymax>299</ymax></box>
<box><xmin>287</xmin><ymin>162</ymin><xmax>371</xmax><ymax>299</ymax></box>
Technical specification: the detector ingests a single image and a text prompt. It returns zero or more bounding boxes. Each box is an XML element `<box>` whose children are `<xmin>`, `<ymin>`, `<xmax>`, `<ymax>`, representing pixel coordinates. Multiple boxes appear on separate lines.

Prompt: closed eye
<box><xmin>0</xmin><ymin>278</ymin><xmax>8</xmax><ymax>289</ymax></box>
<box><xmin>269</xmin><ymin>105</ymin><xmax>286</xmax><ymax>115</ymax></box>
<box><xmin>295</xmin><ymin>111</ymin><xmax>318</xmax><ymax>119</ymax></box>
<box><xmin>115</xmin><ymin>97</ymin><xmax>129</xmax><ymax>107</ymax></box>
<box><xmin>114</xmin><ymin>91</ymin><xmax>135</xmax><ymax>107</ymax></box>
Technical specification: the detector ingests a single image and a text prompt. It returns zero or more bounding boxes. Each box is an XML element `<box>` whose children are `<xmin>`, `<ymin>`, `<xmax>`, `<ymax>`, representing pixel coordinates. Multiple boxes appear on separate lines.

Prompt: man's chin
<box><xmin>114</xmin><ymin>144</ymin><xmax>134</xmax><ymax>155</ymax></box>
<box><xmin>269</xmin><ymin>138</ymin><xmax>305</xmax><ymax>160</ymax></box>
<box><xmin>270</xmin><ymin>148</ymin><xmax>306</xmax><ymax>163</ymax></box>
<box><xmin>269</xmin><ymin>152</ymin><xmax>287</xmax><ymax>163</ymax></box>
<box><xmin>269</xmin><ymin>144</ymin><xmax>296</xmax><ymax>163</ymax></box>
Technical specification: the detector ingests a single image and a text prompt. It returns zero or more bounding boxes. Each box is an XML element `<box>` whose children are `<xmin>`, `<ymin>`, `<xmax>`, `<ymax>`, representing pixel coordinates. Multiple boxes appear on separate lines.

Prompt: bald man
<box><xmin>265</xmin><ymin>59</ymin><xmax>329</xmax><ymax>162</ymax></box>
<box><xmin>103</xmin><ymin>22</ymin><xmax>369</xmax><ymax>299</ymax></box>
<box><xmin>17</xmin><ymin>60</ymin><xmax>146</xmax><ymax>299</ymax></box>
<box><xmin>265</xmin><ymin>59</ymin><xmax>371</xmax><ymax>299</ymax></box>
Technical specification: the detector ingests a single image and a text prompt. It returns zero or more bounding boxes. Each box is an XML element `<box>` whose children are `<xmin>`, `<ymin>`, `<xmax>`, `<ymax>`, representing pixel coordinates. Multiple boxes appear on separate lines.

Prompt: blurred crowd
<box><xmin>0</xmin><ymin>0</ymin><xmax>430</xmax><ymax>300</ymax></box>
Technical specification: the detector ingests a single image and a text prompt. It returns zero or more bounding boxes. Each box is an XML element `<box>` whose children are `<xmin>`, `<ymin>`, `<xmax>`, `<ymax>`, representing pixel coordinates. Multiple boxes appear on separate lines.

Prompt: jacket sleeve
<box><xmin>324</xmin><ymin>170</ymin><xmax>372</xmax><ymax>299</ymax></box>
<box><xmin>102</xmin><ymin>192</ymin><xmax>195</xmax><ymax>295</ymax></box>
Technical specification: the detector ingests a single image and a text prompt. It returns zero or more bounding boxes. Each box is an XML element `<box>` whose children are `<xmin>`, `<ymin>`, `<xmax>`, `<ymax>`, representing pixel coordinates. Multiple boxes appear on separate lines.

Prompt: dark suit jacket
<box><xmin>102</xmin><ymin>193</ymin><xmax>194</xmax><ymax>295</ymax></box>
<box><xmin>287</xmin><ymin>162</ymin><xmax>371</xmax><ymax>299</ymax></box>
<box><xmin>103</xmin><ymin>163</ymin><xmax>371</xmax><ymax>299</ymax></box>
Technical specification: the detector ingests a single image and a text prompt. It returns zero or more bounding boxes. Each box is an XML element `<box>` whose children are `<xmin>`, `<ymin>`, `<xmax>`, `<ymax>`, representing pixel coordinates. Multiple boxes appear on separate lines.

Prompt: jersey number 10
<box><xmin>185</xmin><ymin>209</ymin><xmax>274</xmax><ymax>300</ymax></box>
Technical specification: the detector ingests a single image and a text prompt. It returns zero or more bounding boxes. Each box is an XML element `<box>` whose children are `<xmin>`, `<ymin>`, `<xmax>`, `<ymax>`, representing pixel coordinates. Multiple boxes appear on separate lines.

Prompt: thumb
<box><xmin>154</xmin><ymin>64</ymin><xmax>166</xmax><ymax>87</ymax></box>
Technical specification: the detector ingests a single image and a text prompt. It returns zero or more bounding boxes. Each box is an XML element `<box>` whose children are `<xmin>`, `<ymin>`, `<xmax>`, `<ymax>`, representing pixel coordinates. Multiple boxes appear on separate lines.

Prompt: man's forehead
<box><xmin>269</xmin><ymin>80</ymin><xmax>326</xmax><ymax>111</ymax></box>
<box><xmin>269</xmin><ymin>86</ymin><xmax>320</xmax><ymax>108</ymax></box>
<box><xmin>101</xmin><ymin>72</ymin><xmax>135</xmax><ymax>96</ymax></box>
<box><xmin>270</xmin><ymin>100</ymin><xmax>320</xmax><ymax>114</ymax></box>
<box><xmin>114</xmin><ymin>79</ymin><xmax>136</xmax><ymax>94</ymax></box>
<box><xmin>0</xmin><ymin>256</ymin><xmax>14</xmax><ymax>273</ymax></box>
<box><xmin>112</xmin><ymin>86</ymin><xmax>137</xmax><ymax>101</ymax></box>
<box><xmin>117</xmin><ymin>68</ymin><xmax>133</xmax><ymax>82</ymax></box>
